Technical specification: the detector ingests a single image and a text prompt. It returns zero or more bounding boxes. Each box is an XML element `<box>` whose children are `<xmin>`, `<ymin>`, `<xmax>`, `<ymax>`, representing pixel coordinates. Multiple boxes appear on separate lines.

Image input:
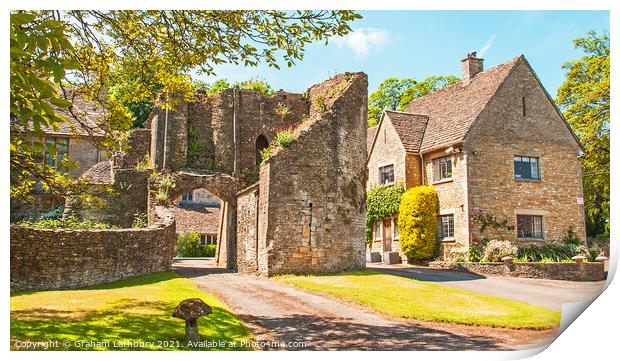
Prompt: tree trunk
<box><xmin>185</xmin><ymin>319</ymin><xmax>200</xmax><ymax>343</ymax></box>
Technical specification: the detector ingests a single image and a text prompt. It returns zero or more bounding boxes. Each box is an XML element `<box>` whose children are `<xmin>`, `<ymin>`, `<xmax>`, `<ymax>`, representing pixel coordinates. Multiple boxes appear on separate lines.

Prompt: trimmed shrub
<box><xmin>175</xmin><ymin>232</ymin><xmax>217</xmax><ymax>258</ymax></box>
<box><xmin>481</xmin><ymin>240</ymin><xmax>518</xmax><ymax>262</ymax></box>
<box><xmin>398</xmin><ymin>185</ymin><xmax>439</xmax><ymax>260</ymax></box>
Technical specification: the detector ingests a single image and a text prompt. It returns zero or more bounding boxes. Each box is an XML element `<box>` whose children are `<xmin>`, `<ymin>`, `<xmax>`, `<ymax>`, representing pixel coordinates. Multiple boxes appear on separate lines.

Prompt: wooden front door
<box><xmin>382</xmin><ymin>219</ymin><xmax>392</xmax><ymax>252</ymax></box>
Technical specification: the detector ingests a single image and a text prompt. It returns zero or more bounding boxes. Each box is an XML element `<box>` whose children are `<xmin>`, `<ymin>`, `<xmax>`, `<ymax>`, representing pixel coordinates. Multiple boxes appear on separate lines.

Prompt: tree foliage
<box><xmin>10</xmin><ymin>10</ymin><xmax>361</xmax><ymax>204</ymax></box>
<box><xmin>398</xmin><ymin>186</ymin><xmax>439</xmax><ymax>260</ymax></box>
<box><xmin>556</xmin><ymin>30</ymin><xmax>610</xmax><ymax>236</ymax></box>
<box><xmin>367</xmin><ymin>75</ymin><xmax>459</xmax><ymax>126</ymax></box>
<box><xmin>365</xmin><ymin>183</ymin><xmax>405</xmax><ymax>242</ymax></box>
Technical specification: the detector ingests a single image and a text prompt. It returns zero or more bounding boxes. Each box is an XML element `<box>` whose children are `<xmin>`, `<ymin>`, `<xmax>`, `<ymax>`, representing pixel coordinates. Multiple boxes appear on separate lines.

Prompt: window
<box><xmin>199</xmin><ymin>234</ymin><xmax>218</xmax><ymax>246</ymax></box>
<box><xmin>374</xmin><ymin>222</ymin><xmax>382</xmax><ymax>241</ymax></box>
<box><xmin>393</xmin><ymin>218</ymin><xmax>399</xmax><ymax>240</ymax></box>
<box><xmin>378</xmin><ymin>164</ymin><xmax>394</xmax><ymax>185</ymax></box>
<box><xmin>432</xmin><ymin>155</ymin><xmax>453</xmax><ymax>182</ymax></box>
<box><xmin>514</xmin><ymin>156</ymin><xmax>540</xmax><ymax>180</ymax></box>
<box><xmin>181</xmin><ymin>191</ymin><xmax>194</xmax><ymax>202</ymax></box>
<box><xmin>517</xmin><ymin>215</ymin><xmax>543</xmax><ymax>239</ymax></box>
<box><xmin>438</xmin><ymin>214</ymin><xmax>454</xmax><ymax>240</ymax></box>
<box><xmin>44</xmin><ymin>137</ymin><xmax>69</xmax><ymax>168</ymax></box>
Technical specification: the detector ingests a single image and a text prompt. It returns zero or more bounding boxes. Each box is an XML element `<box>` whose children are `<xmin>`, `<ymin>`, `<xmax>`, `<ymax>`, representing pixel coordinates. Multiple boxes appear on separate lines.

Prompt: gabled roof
<box><xmin>367</xmin><ymin>125</ymin><xmax>378</xmax><ymax>154</ymax></box>
<box><xmin>383</xmin><ymin>110</ymin><xmax>429</xmax><ymax>153</ymax></box>
<box><xmin>404</xmin><ymin>55</ymin><xmax>523</xmax><ymax>152</ymax></box>
<box><xmin>47</xmin><ymin>95</ymin><xmax>106</xmax><ymax>136</ymax></box>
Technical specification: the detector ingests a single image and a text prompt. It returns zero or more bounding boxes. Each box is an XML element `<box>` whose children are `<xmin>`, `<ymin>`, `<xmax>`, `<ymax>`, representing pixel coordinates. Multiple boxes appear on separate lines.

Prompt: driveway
<box><xmin>367</xmin><ymin>263</ymin><xmax>606</xmax><ymax>311</ymax></box>
<box><xmin>173</xmin><ymin>259</ymin><xmax>558</xmax><ymax>351</ymax></box>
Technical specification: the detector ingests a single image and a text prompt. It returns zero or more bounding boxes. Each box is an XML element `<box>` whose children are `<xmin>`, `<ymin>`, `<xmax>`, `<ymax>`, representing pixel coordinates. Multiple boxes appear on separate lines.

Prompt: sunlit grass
<box><xmin>11</xmin><ymin>272</ymin><xmax>254</xmax><ymax>350</ymax></box>
<box><xmin>276</xmin><ymin>270</ymin><xmax>560</xmax><ymax>329</ymax></box>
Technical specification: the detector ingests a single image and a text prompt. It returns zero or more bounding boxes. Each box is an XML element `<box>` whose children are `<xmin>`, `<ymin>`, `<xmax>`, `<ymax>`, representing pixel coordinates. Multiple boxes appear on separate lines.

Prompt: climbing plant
<box><xmin>365</xmin><ymin>183</ymin><xmax>405</xmax><ymax>242</ymax></box>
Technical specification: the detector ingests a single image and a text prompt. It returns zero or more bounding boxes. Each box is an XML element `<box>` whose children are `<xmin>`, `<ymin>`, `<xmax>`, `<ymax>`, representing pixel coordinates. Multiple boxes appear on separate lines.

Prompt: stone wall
<box><xmin>430</xmin><ymin>261</ymin><xmax>605</xmax><ymax>282</ymax></box>
<box><xmin>10</xmin><ymin>207</ymin><xmax>176</xmax><ymax>291</ymax></box>
<box><xmin>235</xmin><ymin>184</ymin><xmax>260</xmax><ymax>274</ymax></box>
<box><xmin>254</xmin><ymin>72</ymin><xmax>368</xmax><ymax>275</ymax></box>
<box><xmin>465</xmin><ymin>59</ymin><xmax>586</xmax><ymax>242</ymax></box>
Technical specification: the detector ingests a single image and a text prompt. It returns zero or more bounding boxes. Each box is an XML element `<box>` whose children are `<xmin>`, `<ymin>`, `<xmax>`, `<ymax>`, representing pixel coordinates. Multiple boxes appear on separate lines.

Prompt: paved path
<box><xmin>367</xmin><ymin>264</ymin><xmax>606</xmax><ymax>310</ymax></box>
<box><xmin>173</xmin><ymin>259</ymin><xmax>558</xmax><ymax>351</ymax></box>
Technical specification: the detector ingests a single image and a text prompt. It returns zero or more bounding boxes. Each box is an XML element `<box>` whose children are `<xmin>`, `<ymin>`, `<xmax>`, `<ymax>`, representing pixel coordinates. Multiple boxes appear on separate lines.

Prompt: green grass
<box><xmin>10</xmin><ymin>272</ymin><xmax>254</xmax><ymax>350</ymax></box>
<box><xmin>276</xmin><ymin>270</ymin><xmax>560</xmax><ymax>329</ymax></box>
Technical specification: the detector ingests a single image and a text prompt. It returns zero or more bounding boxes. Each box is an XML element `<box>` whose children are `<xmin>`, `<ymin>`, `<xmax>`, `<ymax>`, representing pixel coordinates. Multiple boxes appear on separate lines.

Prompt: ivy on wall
<box><xmin>366</xmin><ymin>183</ymin><xmax>405</xmax><ymax>242</ymax></box>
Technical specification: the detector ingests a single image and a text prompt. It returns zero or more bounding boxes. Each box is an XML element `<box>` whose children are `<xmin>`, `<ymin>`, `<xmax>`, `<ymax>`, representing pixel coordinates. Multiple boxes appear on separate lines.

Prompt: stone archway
<box><xmin>148</xmin><ymin>169</ymin><xmax>242</xmax><ymax>269</ymax></box>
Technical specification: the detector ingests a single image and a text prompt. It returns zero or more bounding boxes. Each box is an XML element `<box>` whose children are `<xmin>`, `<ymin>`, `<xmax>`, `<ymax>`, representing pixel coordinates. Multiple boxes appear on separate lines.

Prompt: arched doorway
<box><xmin>255</xmin><ymin>135</ymin><xmax>269</xmax><ymax>166</ymax></box>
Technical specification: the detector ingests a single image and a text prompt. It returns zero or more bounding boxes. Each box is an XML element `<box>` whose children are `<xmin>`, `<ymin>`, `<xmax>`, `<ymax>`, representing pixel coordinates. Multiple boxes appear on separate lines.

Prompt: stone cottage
<box><xmin>73</xmin><ymin>72</ymin><xmax>369</xmax><ymax>276</ymax></box>
<box><xmin>367</xmin><ymin>53</ymin><xmax>586</xmax><ymax>262</ymax></box>
<box><xmin>10</xmin><ymin>97</ymin><xmax>108</xmax><ymax>221</ymax></box>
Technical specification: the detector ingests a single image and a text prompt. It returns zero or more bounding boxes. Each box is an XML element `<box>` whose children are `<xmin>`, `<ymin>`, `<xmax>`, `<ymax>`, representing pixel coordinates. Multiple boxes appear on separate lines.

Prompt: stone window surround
<box><xmin>431</xmin><ymin>154</ymin><xmax>453</xmax><ymax>184</ymax></box>
<box><xmin>515</xmin><ymin>209</ymin><xmax>547</xmax><ymax>241</ymax></box>
<box><xmin>513</xmin><ymin>155</ymin><xmax>542</xmax><ymax>181</ymax></box>
<box><xmin>437</xmin><ymin>209</ymin><xmax>455</xmax><ymax>242</ymax></box>
<box><xmin>378</xmin><ymin>163</ymin><xmax>395</xmax><ymax>185</ymax></box>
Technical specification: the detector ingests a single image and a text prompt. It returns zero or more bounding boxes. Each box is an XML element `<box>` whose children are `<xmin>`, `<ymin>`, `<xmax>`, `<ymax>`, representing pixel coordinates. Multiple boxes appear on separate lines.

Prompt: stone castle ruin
<box><xmin>69</xmin><ymin>72</ymin><xmax>369</xmax><ymax>276</ymax></box>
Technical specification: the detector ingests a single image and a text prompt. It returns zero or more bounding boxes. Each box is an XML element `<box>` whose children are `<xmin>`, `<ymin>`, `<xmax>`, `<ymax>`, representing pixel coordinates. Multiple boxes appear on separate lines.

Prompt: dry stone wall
<box><xmin>10</xmin><ymin>207</ymin><xmax>176</xmax><ymax>291</ymax></box>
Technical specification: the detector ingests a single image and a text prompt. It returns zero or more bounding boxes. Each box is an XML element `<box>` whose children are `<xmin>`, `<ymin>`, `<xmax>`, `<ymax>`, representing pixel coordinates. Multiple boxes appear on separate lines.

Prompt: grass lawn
<box><xmin>11</xmin><ymin>272</ymin><xmax>254</xmax><ymax>350</ymax></box>
<box><xmin>276</xmin><ymin>270</ymin><xmax>560</xmax><ymax>329</ymax></box>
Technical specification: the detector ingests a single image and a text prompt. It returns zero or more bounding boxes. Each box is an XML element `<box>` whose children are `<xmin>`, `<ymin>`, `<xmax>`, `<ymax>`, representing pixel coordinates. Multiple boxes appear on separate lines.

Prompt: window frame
<box><xmin>392</xmin><ymin>218</ymin><xmax>399</xmax><ymax>240</ymax></box>
<box><xmin>516</xmin><ymin>214</ymin><xmax>544</xmax><ymax>240</ymax></box>
<box><xmin>374</xmin><ymin>221</ymin><xmax>382</xmax><ymax>241</ymax></box>
<box><xmin>378</xmin><ymin>164</ymin><xmax>395</xmax><ymax>185</ymax></box>
<box><xmin>44</xmin><ymin>137</ymin><xmax>70</xmax><ymax>169</ymax></box>
<box><xmin>437</xmin><ymin>214</ymin><xmax>455</xmax><ymax>241</ymax></box>
<box><xmin>514</xmin><ymin>155</ymin><xmax>541</xmax><ymax>181</ymax></box>
<box><xmin>432</xmin><ymin>155</ymin><xmax>453</xmax><ymax>183</ymax></box>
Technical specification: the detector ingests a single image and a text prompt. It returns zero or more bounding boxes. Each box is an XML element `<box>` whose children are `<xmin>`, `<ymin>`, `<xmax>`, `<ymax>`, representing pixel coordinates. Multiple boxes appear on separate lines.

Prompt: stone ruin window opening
<box><xmin>255</xmin><ymin>135</ymin><xmax>269</xmax><ymax>166</ymax></box>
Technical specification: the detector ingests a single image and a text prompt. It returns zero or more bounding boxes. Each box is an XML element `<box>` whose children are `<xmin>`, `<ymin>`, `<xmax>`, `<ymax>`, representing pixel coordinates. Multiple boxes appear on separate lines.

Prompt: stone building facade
<box><xmin>367</xmin><ymin>53</ymin><xmax>586</xmax><ymax>262</ymax></box>
<box><xmin>76</xmin><ymin>72</ymin><xmax>368</xmax><ymax>276</ymax></box>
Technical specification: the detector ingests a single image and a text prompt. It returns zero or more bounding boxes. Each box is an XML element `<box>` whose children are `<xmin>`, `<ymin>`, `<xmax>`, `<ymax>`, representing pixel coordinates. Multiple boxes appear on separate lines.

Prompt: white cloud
<box><xmin>333</xmin><ymin>28</ymin><xmax>389</xmax><ymax>57</ymax></box>
<box><xmin>478</xmin><ymin>34</ymin><xmax>496</xmax><ymax>57</ymax></box>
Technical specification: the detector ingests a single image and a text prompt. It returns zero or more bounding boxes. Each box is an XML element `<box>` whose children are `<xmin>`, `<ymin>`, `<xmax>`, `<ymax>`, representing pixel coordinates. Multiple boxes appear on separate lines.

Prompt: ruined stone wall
<box><xmin>10</xmin><ymin>207</ymin><xmax>176</xmax><ymax>291</ymax></box>
<box><xmin>235</xmin><ymin>184</ymin><xmax>260</xmax><ymax>274</ymax></box>
<box><xmin>465</xmin><ymin>59</ymin><xmax>586</xmax><ymax>242</ymax></box>
<box><xmin>254</xmin><ymin>73</ymin><xmax>368</xmax><ymax>275</ymax></box>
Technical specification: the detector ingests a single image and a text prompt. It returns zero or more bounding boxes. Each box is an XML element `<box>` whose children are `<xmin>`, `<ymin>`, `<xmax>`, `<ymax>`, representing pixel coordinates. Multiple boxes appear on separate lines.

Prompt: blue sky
<box><xmin>198</xmin><ymin>10</ymin><xmax>609</xmax><ymax>97</ymax></box>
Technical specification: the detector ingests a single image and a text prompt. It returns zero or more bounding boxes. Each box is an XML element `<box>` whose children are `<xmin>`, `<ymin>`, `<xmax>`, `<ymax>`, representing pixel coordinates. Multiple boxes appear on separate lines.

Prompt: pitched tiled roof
<box><xmin>384</xmin><ymin>110</ymin><xmax>429</xmax><ymax>153</ymax></box>
<box><xmin>80</xmin><ymin>160</ymin><xmax>112</xmax><ymax>184</ymax></box>
<box><xmin>47</xmin><ymin>95</ymin><xmax>106</xmax><ymax>136</ymax></box>
<box><xmin>173</xmin><ymin>205</ymin><xmax>221</xmax><ymax>235</ymax></box>
<box><xmin>403</xmin><ymin>55</ymin><xmax>523</xmax><ymax>152</ymax></box>
<box><xmin>367</xmin><ymin>126</ymin><xmax>378</xmax><ymax>154</ymax></box>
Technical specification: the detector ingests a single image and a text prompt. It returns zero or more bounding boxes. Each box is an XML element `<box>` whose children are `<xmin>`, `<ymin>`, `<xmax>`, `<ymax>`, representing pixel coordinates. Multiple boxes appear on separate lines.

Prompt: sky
<box><xmin>197</xmin><ymin>10</ymin><xmax>609</xmax><ymax>97</ymax></box>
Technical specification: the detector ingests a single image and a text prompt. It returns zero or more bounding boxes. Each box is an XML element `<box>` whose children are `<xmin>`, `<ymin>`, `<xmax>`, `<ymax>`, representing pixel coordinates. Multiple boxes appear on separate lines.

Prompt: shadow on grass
<box><xmin>11</xmin><ymin>297</ymin><xmax>253</xmax><ymax>350</ymax></box>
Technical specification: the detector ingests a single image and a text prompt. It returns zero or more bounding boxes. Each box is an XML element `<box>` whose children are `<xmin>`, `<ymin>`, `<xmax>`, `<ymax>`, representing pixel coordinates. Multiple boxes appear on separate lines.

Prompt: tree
<box><xmin>556</xmin><ymin>30</ymin><xmax>610</xmax><ymax>236</ymax></box>
<box><xmin>10</xmin><ymin>10</ymin><xmax>361</xmax><ymax>204</ymax></box>
<box><xmin>368</xmin><ymin>78</ymin><xmax>415</xmax><ymax>126</ymax></box>
<box><xmin>398</xmin><ymin>186</ymin><xmax>439</xmax><ymax>260</ymax></box>
<box><xmin>367</xmin><ymin>75</ymin><xmax>459</xmax><ymax>127</ymax></box>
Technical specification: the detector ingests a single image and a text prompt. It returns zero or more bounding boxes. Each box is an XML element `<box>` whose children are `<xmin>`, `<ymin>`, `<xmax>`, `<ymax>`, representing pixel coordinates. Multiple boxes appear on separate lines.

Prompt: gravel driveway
<box><xmin>173</xmin><ymin>259</ymin><xmax>558</xmax><ymax>351</ymax></box>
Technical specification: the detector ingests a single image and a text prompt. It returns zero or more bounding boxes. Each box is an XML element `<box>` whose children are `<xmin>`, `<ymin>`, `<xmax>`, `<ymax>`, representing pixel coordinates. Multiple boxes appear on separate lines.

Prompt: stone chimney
<box><xmin>461</xmin><ymin>51</ymin><xmax>484</xmax><ymax>85</ymax></box>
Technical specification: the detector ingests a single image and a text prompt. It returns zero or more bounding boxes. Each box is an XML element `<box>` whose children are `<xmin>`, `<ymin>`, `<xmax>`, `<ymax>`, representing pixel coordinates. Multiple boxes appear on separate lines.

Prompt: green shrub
<box><xmin>467</xmin><ymin>245</ymin><xmax>481</xmax><ymax>262</ymax></box>
<box><xmin>398</xmin><ymin>185</ymin><xmax>439</xmax><ymax>260</ymax></box>
<box><xmin>175</xmin><ymin>232</ymin><xmax>217</xmax><ymax>258</ymax></box>
<box><xmin>20</xmin><ymin>215</ymin><xmax>115</xmax><ymax>230</ymax></box>
<box><xmin>132</xmin><ymin>212</ymin><xmax>148</xmax><ymax>228</ymax></box>
<box><xmin>39</xmin><ymin>206</ymin><xmax>64</xmax><ymax>220</ymax></box>
<box><xmin>274</xmin><ymin>129</ymin><xmax>295</xmax><ymax>148</ymax></box>
<box><xmin>366</xmin><ymin>184</ymin><xmax>405</xmax><ymax>242</ymax></box>
<box><xmin>481</xmin><ymin>240</ymin><xmax>517</xmax><ymax>262</ymax></box>
<box><xmin>516</xmin><ymin>241</ymin><xmax>575</xmax><ymax>262</ymax></box>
